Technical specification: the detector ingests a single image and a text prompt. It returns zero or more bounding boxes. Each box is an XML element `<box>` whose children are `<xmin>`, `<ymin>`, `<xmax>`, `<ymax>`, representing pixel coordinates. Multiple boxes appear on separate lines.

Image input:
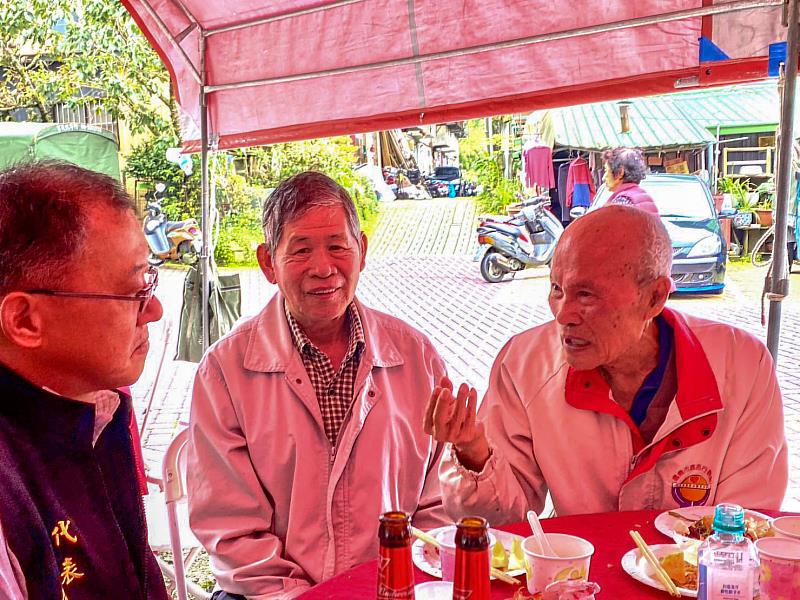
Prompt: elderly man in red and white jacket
<box><xmin>426</xmin><ymin>205</ymin><xmax>788</xmax><ymax>521</ymax></box>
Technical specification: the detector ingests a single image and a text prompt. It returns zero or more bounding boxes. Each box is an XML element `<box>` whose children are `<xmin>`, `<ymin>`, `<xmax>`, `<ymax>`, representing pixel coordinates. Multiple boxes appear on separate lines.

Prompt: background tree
<box><xmin>0</xmin><ymin>0</ymin><xmax>177</xmax><ymax>137</ymax></box>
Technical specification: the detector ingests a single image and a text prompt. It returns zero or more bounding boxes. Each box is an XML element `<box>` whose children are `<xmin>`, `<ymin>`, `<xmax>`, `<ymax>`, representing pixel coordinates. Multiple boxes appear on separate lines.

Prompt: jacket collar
<box><xmin>659</xmin><ymin>308</ymin><xmax>723</xmax><ymax>419</ymax></box>
<box><xmin>565</xmin><ymin>307</ymin><xmax>723</xmax><ymax>438</ymax></box>
<box><xmin>0</xmin><ymin>362</ymin><xmax>129</xmax><ymax>450</ymax></box>
<box><xmin>243</xmin><ymin>293</ymin><xmax>403</xmax><ymax>373</ymax></box>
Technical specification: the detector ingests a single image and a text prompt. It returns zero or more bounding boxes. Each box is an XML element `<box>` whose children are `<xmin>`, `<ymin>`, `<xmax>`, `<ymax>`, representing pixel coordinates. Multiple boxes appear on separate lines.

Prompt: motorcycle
<box><xmin>475</xmin><ymin>195</ymin><xmax>564</xmax><ymax>283</ymax></box>
<box><xmin>142</xmin><ymin>183</ymin><xmax>202</xmax><ymax>266</ymax></box>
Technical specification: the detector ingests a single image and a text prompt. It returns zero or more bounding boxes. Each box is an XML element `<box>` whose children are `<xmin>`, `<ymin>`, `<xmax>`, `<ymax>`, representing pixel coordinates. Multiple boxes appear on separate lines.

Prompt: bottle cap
<box><xmin>712</xmin><ymin>503</ymin><xmax>746</xmax><ymax>534</ymax></box>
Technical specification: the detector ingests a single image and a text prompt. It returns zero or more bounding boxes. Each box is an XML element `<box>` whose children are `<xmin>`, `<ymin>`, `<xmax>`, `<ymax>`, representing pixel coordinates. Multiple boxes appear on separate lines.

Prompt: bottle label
<box><xmin>376</xmin><ymin>582</ymin><xmax>415</xmax><ymax>599</ymax></box>
<box><xmin>453</xmin><ymin>548</ymin><xmax>491</xmax><ymax>600</ymax></box>
<box><xmin>698</xmin><ymin>547</ymin><xmax>758</xmax><ymax>600</ymax></box>
<box><xmin>377</xmin><ymin>548</ymin><xmax>414</xmax><ymax>600</ymax></box>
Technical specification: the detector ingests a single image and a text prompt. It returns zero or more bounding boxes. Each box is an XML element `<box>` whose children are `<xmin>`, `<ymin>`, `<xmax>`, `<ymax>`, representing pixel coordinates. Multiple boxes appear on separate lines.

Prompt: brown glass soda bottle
<box><xmin>452</xmin><ymin>516</ymin><xmax>491</xmax><ymax>600</ymax></box>
<box><xmin>377</xmin><ymin>511</ymin><xmax>415</xmax><ymax>599</ymax></box>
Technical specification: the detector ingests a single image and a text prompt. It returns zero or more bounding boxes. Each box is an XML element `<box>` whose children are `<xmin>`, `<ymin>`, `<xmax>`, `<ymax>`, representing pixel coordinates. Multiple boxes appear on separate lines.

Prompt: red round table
<box><xmin>298</xmin><ymin>509</ymin><xmax>785</xmax><ymax>599</ymax></box>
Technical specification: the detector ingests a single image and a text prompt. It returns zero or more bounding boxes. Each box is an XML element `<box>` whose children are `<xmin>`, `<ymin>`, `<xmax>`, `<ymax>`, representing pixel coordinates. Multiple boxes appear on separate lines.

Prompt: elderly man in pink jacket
<box><xmin>187</xmin><ymin>171</ymin><xmax>449</xmax><ymax>600</ymax></box>
<box><xmin>426</xmin><ymin>205</ymin><xmax>788</xmax><ymax>522</ymax></box>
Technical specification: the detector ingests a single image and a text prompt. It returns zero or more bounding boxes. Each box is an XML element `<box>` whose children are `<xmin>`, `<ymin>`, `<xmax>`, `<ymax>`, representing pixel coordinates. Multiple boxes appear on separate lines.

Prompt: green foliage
<box><xmin>213</xmin><ymin>159</ymin><xmax>265</xmax><ymax>266</ymax></box>
<box><xmin>459</xmin><ymin>119</ymin><xmax>490</xmax><ymax>178</ymax></box>
<box><xmin>756</xmin><ymin>179</ymin><xmax>776</xmax><ymax>209</ymax></box>
<box><xmin>124</xmin><ymin>136</ymin><xmax>201</xmax><ymax>220</ymax></box>
<box><xmin>472</xmin><ymin>151</ymin><xmax>523</xmax><ymax>214</ymax></box>
<box><xmin>126</xmin><ymin>135</ymin><xmax>380</xmax><ymax>266</ymax></box>
<box><xmin>718</xmin><ymin>177</ymin><xmax>755</xmax><ymax>211</ymax></box>
<box><xmin>214</xmin><ymin>219</ymin><xmax>263</xmax><ymax>266</ymax></box>
<box><xmin>0</xmin><ymin>0</ymin><xmax>176</xmax><ymax>138</ymax></box>
<box><xmin>231</xmin><ymin>136</ymin><xmax>379</xmax><ymax>231</ymax></box>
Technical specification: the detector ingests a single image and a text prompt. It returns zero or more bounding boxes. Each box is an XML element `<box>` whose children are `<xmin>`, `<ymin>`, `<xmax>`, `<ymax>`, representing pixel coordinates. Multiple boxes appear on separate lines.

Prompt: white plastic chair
<box><xmin>145</xmin><ymin>427</ymin><xmax>211</xmax><ymax>600</ymax></box>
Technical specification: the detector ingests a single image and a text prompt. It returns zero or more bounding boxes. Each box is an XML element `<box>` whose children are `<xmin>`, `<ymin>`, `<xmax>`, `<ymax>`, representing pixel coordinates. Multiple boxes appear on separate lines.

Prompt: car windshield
<box><xmin>434</xmin><ymin>167</ymin><xmax>460</xmax><ymax>180</ymax></box>
<box><xmin>594</xmin><ymin>177</ymin><xmax>715</xmax><ymax>219</ymax></box>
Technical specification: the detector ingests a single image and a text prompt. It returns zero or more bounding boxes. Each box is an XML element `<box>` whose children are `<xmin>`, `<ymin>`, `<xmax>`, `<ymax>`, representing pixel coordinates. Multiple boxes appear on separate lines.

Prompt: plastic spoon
<box><xmin>527</xmin><ymin>510</ymin><xmax>557</xmax><ymax>557</ymax></box>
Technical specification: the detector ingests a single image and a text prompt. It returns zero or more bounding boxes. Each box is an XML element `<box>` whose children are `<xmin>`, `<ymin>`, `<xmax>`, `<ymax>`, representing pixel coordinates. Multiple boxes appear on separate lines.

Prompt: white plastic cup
<box><xmin>434</xmin><ymin>528</ymin><xmax>495</xmax><ymax>582</ymax></box>
<box><xmin>755</xmin><ymin>536</ymin><xmax>800</xmax><ymax>600</ymax></box>
<box><xmin>522</xmin><ymin>533</ymin><xmax>595</xmax><ymax>595</ymax></box>
<box><xmin>771</xmin><ymin>516</ymin><xmax>800</xmax><ymax>539</ymax></box>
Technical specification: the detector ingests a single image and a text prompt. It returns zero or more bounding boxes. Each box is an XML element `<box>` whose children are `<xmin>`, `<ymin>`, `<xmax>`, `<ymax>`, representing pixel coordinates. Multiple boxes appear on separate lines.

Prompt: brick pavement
<box><xmin>134</xmin><ymin>198</ymin><xmax>800</xmax><ymax>510</ymax></box>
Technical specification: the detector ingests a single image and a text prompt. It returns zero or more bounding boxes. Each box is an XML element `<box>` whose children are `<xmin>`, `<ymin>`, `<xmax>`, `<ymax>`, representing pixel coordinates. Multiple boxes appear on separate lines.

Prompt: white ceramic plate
<box><xmin>411</xmin><ymin>526</ymin><xmax>526</xmax><ymax>580</ymax></box>
<box><xmin>654</xmin><ymin>506</ymin><xmax>771</xmax><ymax>538</ymax></box>
<box><xmin>620</xmin><ymin>543</ymin><xmax>697</xmax><ymax>598</ymax></box>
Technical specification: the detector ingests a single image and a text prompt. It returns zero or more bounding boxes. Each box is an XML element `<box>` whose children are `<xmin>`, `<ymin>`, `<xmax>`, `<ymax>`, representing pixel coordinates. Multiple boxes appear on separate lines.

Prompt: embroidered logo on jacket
<box><xmin>671</xmin><ymin>464</ymin><xmax>712</xmax><ymax>507</ymax></box>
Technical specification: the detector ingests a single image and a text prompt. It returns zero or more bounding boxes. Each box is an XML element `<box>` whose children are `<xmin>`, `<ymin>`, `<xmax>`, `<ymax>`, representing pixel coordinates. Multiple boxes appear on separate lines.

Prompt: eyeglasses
<box><xmin>24</xmin><ymin>266</ymin><xmax>159</xmax><ymax>315</ymax></box>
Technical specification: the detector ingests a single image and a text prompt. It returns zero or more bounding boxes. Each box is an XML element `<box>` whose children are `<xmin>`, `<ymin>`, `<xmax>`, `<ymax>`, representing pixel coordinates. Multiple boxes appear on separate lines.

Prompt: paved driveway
<box><xmin>134</xmin><ymin>199</ymin><xmax>800</xmax><ymax>509</ymax></box>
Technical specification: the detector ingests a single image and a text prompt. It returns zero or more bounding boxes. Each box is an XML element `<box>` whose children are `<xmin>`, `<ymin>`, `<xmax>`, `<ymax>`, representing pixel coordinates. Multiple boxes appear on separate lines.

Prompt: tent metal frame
<box><xmin>138</xmin><ymin>0</ymin><xmax>795</xmax><ymax>356</ymax></box>
<box><xmin>767</xmin><ymin>0</ymin><xmax>798</xmax><ymax>360</ymax></box>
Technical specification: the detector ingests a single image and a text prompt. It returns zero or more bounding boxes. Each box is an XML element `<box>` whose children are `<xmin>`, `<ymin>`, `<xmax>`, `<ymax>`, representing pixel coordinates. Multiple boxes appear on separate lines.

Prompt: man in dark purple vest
<box><xmin>0</xmin><ymin>161</ymin><xmax>169</xmax><ymax>600</ymax></box>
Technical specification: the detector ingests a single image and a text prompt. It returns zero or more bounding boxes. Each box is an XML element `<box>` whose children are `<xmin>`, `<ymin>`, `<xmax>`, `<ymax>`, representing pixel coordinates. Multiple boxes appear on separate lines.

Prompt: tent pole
<box><xmin>200</xmin><ymin>35</ymin><xmax>211</xmax><ymax>353</ymax></box>
<box><xmin>707</xmin><ymin>142</ymin><xmax>715</xmax><ymax>192</ymax></box>
<box><xmin>767</xmin><ymin>0</ymin><xmax>799</xmax><ymax>361</ymax></box>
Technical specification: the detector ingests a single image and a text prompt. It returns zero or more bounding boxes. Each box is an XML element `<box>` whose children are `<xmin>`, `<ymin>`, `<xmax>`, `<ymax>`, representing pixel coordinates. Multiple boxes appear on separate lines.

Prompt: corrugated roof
<box><xmin>530</xmin><ymin>96</ymin><xmax>716</xmax><ymax>151</ymax></box>
<box><xmin>670</xmin><ymin>81</ymin><xmax>779</xmax><ymax>129</ymax></box>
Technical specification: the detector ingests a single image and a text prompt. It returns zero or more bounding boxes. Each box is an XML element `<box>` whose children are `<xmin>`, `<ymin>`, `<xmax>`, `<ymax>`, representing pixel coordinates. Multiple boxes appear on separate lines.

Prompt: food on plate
<box><xmin>671</xmin><ymin>512</ymin><xmax>774</xmax><ymax>542</ymax></box>
<box><xmin>508</xmin><ymin>537</ymin><xmax>526</xmax><ymax>571</ymax></box>
<box><xmin>489</xmin><ymin>537</ymin><xmax>526</xmax><ymax>572</ymax></box>
<box><xmin>492</xmin><ymin>536</ymin><xmax>525</xmax><ymax>571</ymax></box>
<box><xmin>491</xmin><ymin>539</ymin><xmax>508</xmax><ymax>569</ymax></box>
<box><xmin>424</xmin><ymin>532</ymin><xmax>525</xmax><ymax>575</ymax></box>
<box><xmin>659</xmin><ymin>550</ymin><xmax>698</xmax><ymax>590</ymax></box>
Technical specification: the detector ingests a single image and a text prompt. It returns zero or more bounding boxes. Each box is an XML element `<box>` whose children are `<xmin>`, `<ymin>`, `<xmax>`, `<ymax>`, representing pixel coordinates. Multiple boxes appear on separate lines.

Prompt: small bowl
<box><xmin>772</xmin><ymin>516</ymin><xmax>800</xmax><ymax>539</ymax></box>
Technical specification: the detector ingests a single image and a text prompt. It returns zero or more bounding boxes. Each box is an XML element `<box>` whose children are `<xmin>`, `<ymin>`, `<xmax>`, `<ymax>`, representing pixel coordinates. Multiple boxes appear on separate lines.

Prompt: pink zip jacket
<box><xmin>188</xmin><ymin>295</ymin><xmax>449</xmax><ymax>599</ymax></box>
<box><xmin>608</xmin><ymin>181</ymin><xmax>659</xmax><ymax>215</ymax></box>
<box><xmin>440</xmin><ymin>308</ymin><xmax>788</xmax><ymax>522</ymax></box>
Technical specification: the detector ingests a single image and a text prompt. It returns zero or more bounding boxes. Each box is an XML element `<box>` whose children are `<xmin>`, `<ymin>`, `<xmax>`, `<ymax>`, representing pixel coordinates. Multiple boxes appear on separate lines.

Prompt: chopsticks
<box><xmin>411</xmin><ymin>526</ymin><xmax>440</xmax><ymax>548</ymax></box>
<box><xmin>411</xmin><ymin>527</ymin><xmax>521</xmax><ymax>586</ymax></box>
<box><xmin>629</xmin><ymin>530</ymin><xmax>681</xmax><ymax>597</ymax></box>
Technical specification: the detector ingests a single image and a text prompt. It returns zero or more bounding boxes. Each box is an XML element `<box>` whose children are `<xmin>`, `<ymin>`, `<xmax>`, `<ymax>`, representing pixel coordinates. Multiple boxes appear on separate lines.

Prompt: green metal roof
<box><xmin>531</xmin><ymin>96</ymin><xmax>716</xmax><ymax>152</ymax></box>
<box><xmin>670</xmin><ymin>81</ymin><xmax>780</xmax><ymax>130</ymax></box>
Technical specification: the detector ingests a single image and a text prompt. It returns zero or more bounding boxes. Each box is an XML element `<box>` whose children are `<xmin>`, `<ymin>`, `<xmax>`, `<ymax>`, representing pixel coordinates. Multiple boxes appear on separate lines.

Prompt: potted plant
<box><xmin>716</xmin><ymin>177</ymin><xmax>735</xmax><ymax>211</ymax></box>
<box><xmin>754</xmin><ymin>180</ymin><xmax>775</xmax><ymax>227</ymax></box>
<box><xmin>719</xmin><ymin>178</ymin><xmax>756</xmax><ymax>228</ymax></box>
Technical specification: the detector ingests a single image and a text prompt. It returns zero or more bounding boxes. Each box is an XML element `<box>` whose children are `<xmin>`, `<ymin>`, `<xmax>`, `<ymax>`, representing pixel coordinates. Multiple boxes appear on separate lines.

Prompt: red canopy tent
<box><xmin>121</xmin><ymin>0</ymin><xmax>797</xmax><ymax>355</ymax></box>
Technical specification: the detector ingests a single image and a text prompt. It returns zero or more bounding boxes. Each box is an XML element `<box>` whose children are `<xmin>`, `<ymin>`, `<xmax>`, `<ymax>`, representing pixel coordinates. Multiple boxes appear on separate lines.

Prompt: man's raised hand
<box><xmin>423</xmin><ymin>376</ymin><xmax>490</xmax><ymax>472</ymax></box>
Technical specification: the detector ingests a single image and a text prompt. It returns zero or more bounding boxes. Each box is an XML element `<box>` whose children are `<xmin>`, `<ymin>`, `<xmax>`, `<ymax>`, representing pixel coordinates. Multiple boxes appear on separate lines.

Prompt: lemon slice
<box><xmin>508</xmin><ymin>537</ymin><xmax>526</xmax><ymax>571</ymax></box>
<box><xmin>491</xmin><ymin>539</ymin><xmax>508</xmax><ymax>569</ymax></box>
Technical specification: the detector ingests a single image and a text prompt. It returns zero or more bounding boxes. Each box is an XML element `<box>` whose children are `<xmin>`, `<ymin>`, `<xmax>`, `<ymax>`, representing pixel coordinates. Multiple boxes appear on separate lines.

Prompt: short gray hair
<box><xmin>261</xmin><ymin>171</ymin><xmax>361</xmax><ymax>254</ymax></box>
<box><xmin>603</xmin><ymin>147</ymin><xmax>647</xmax><ymax>184</ymax></box>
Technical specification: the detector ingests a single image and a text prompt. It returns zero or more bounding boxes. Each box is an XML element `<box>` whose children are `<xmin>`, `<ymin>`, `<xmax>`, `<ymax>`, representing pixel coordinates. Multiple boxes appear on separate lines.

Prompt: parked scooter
<box><xmin>142</xmin><ymin>183</ymin><xmax>202</xmax><ymax>266</ymax></box>
<box><xmin>475</xmin><ymin>195</ymin><xmax>564</xmax><ymax>283</ymax></box>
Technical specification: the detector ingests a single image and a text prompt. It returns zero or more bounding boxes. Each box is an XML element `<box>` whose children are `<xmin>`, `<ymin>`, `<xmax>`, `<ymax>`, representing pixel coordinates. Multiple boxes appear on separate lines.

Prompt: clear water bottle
<box><xmin>697</xmin><ymin>503</ymin><xmax>760</xmax><ymax>600</ymax></box>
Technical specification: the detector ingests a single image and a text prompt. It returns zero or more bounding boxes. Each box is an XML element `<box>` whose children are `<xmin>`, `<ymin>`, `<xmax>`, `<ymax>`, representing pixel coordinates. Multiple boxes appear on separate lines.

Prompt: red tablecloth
<box><xmin>299</xmin><ymin>509</ymin><xmax>785</xmax><ymax>599</ymax></box>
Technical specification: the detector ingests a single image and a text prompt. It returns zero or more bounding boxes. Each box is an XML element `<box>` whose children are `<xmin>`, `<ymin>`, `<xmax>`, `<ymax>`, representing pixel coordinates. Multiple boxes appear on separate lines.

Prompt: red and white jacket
<box><xmin>439</xmin><ymin>309</ymin><xmax>788</xmax><ymax>522</ymax></box>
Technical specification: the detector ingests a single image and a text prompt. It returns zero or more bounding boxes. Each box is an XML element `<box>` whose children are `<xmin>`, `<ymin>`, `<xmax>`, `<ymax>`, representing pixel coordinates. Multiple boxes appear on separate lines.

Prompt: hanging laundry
<box><xmin>557</xmin><ymin>162</ymin><xmax>571</xmax><ymax>221</ymax></box>
<box><xmin>523</xmin><ymin>143</ymin><xmax>555</xmax><ymax>189</ymax></box>
<box><xmin>565</xmin><ymin>156</ymin><xmax>596</xmax><ymax>209</ymax></box>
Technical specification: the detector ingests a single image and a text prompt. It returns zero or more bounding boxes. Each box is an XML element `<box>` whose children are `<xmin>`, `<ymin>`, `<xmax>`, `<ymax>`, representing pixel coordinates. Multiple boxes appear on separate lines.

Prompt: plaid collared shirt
<box><xmin>285</xmin><ymin>302</ymin><xmax>365</xmax><ymax>447</ymax></box>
